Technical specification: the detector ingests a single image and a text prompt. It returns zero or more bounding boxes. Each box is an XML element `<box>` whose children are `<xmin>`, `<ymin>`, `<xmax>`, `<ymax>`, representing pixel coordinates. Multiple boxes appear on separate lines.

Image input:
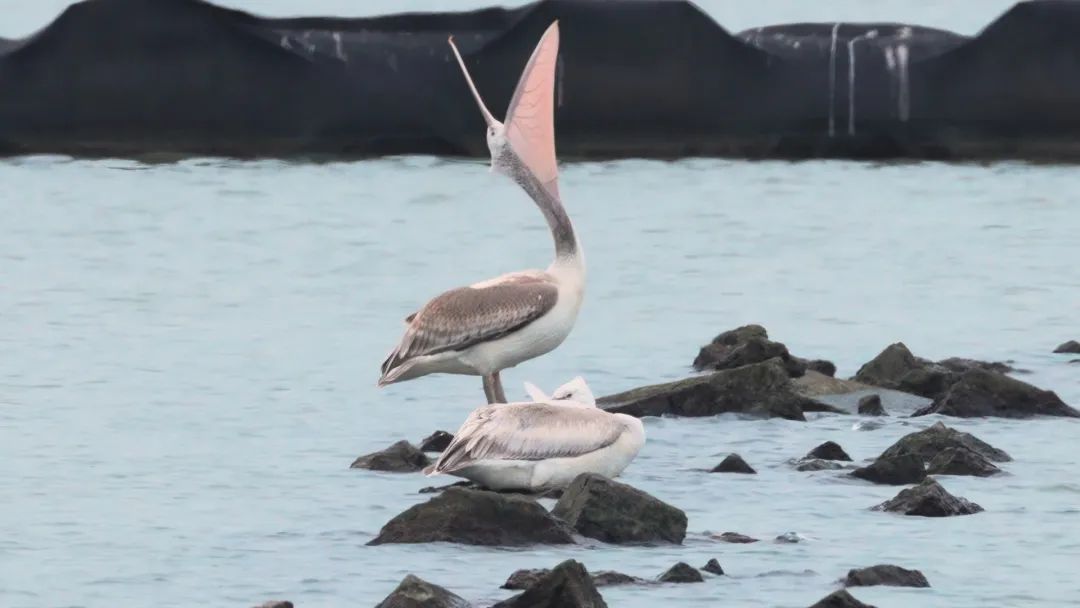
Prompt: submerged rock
<box><xmin>502</xmin><ymin>568</ymin><xmax>643</xmax><ymax>590</ymax></box>
<box><xmin>375</xmin><ymin>574</ymin><xmax>471</xmax><ymax>608</ymax></box>
<box><xmin>851</xmin><ymin>453</ymin><xmax>926</xmax><ymax>485</ymax></box>
<box><xmin>368</xmin><ymin>487</ymin><xmax>574</xmax><ymax>546</ymax></box>
<box><xmin>418</xmin><ymin>430</ymin><xmax>454</xmax><ymax>453</ymax></box>
<box><xmin>872</xmin><ymin>478</ymin><xmax>984</xmax><ymax>517</ymax></box>
<box><xmin>351</xmin><ymin>440</ymin><xmax>430</xmax><ymax>472</ymax></box>
<box><xmin>775</xmin><ymin>531</ymin><xmax>807</xmax><ymax>543</ymax></box>
<box><xmin>493</xmin><ymin>560</ymin><xmax>607</xmax><ymax>608</ymax></box>
<box><xmin>600</xmin><ymin>358</ymin><xmax>826</xmax><ymax>420</ymax></box>
<box><xmin>913</xmin><ymin>368</ymin><xmax>1079</xmax><ymax>418</ymax></box>
<box><xmin>713</xmin><ymin>531</ymin><xmax>759</xmax><ymax>543</ymax></box>
<box><xmin>1054</xmin><ymin>340</ymin><xmax>1080</xmax><ymax>354</ymax></box>
<box><xmin>857</xmin><ymin>394</ymin><xmax>887</xmax><ymax>416</ymax></box>
<box><xmin>711</xmin><ymin>453</ymin><xmax>757</xmax><ymax>474</ymax></box>
<box><xmin>702</xmin><ymin>559</ymin><xmax>725</xmax><ymax>575</ymax></box>
<box><xmin>807</xmin><ymin>589</ymin><xmax>878</xmax><ymax>608</ymax></box>
<box><xmin>844</xmin><ymin>564</ymin><xmax>930</xmax><ymax>588</ymax></box>
<box><xmin>926</xmin><ymin>447</ymin><xmax>1002</xmax><ymax>477</ymax></box>
<box><xmin>252</xmin><ymin>602</ymin><xmax>293</xmax><ymax>608</ymax></box>
<box><xmin>657</xmin><ymin>562</ymin><xmax>704</xmax><ymax>583</ymax></box>
<box><xmin>879</xmin><ymin>421</ymin><xmax>1011</xmax><ymax>463</ymax></box>
<box><xmin>805</xmin><ymin>441</ymin><xmax>852</xmax><ymax>461</ymax></box>
<box><xmin>795</xmin><ymin>459</ymin><xmax>845</xmax><ymax>472</ymax></box>
<box><xmin>552</xmin><ymin>474</ymin><xmax>687</xmax><ymax>544</ymax></box>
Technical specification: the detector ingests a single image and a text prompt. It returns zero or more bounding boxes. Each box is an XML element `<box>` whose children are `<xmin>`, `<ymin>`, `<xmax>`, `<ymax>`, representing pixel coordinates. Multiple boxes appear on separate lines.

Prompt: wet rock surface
<box><xmin>713</xmin><ymin>531</ymin><xmax>759</xmax><ymax>543</ymax></box>
<box><xmin>493</xmin><ymin>560</ymin><xmax>608</xmax><ymax>608</ymax></box>
<box><xmin>851</xmin><ymin>453</ymin><xmax>927</xmax><ymax>485</ymax></box>
<box><xmin>913</xmin><ymin>368</ymin><xmax>1079</xmax><ymax>418</ymax></box>
<box><xmin>926</xmin><ymin>447</ymin><xmax>1002</xmax><ymax>477</ymax></box>
<box><xmin>807</xmin><ymin>589</ymin><xmax>878</xmax><ymax>608</ymax></box>
<box><xmin>857</xmin><ymin>394</ymin><xmax>886</xmax><ymax>416</ymax></box>
<box><xmin>418</xmin><ymin>430</ymin><xmax>454</xmax><ymax>453</ymax></box>
<box><xmin>552</xmin><ymin>474</ymin><xmax>687</xmax><ymax>544</ymax></box>
<box><xmin>872</xmin><ymin>478</ymin><xmax>984</xmax><ymax>517</ymax></box>
<box><xmin>657</xmin><ymin>562</ymin><xmax>704</xmax><ymax>583</ymax></box>
<box><xmin>502</xmin><ymin>568</ymin><xmax>643</xmax><ymax>590</ymax></box>
<box><xmin>693</xmin><ymin>324</ymin><xmax>807</xmax><ymax>377</ymax></box>
<box><xmin>702</xmin><ymin>559</ymin><xmax>725</xmax><ymax>575</ymax></box>
<box><xmin>1054</xmin><ymin>340</ymin><xmax>1080</xmax><ymax>354</ymax></box>
<box><xmin>351</xmin><ymin>440</ymin><xmax>430</xmax><ymax>472</ymax></box>
<box><xmin>375</xmin><ymin>574</ymin><xmax>471</xmax><ymax>608</ymax></box>
<box><xmin>711</xmin><ymin>453</ymin><xmax>757</xmax><ymax>474</ymax></box>
<box><xmin>600</xmin><ymin>358</ymin><xmax>826</xmax><ymax>420</ymax></box>
<box><xmin>368</xmin><ymin>487</ymin><xmax>574</xmax><ymax>546</ymax></box>
<box><xmin>805</xmin><ymin>441</ymin><xmax>852</xmax><ymax>461</ymax></box>
<box><xmin>795</xmin><ymin>459</ymin><xmax>846</xmax><ymax>472</ymax></box>
<box><xmin>879</xmin><ymin>421</ymin><xmax>1011</xmax><ymax>463</ymax></box>
<box><xmin>844</xmin><ymin>564</ymin><xmax>930</xmax><ymax>588</ymax></box>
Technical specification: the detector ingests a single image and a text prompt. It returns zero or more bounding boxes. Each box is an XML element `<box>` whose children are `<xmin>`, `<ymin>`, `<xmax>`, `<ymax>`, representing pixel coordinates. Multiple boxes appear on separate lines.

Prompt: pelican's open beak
<box><xmin>448</xmin><ymin>35</ymin><xmax>502</xmax><ymax>130</ymax></box>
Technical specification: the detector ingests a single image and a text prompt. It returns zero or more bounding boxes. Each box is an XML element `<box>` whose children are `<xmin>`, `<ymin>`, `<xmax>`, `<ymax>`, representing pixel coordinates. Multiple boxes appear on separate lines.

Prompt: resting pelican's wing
<box><xmin>504</xmin><ymin>21</ymin><xmax>560</xmax><ymax>199</ymax></box>
<box><xmin>430</xmin><ymin>403</ymin><xmax>624</xmax><ymax>475</ymax></box>
<box><xmin>379</xmin><ymin>274</ymin><xmax>557</xmax><ymax>383</ymax></box>
<box><xmin>523</xmin><ymin>381</ymin><xmax>550</xmax><ymax>403</ymax></box>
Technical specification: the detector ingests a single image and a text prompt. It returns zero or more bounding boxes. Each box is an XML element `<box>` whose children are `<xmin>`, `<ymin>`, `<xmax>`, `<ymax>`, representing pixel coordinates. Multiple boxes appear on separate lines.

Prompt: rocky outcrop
<box><xmin>711</xmin><ymin>453</ymin><xmax>756</xmax><ymax>474</ymax></box>
<box><xmin>702</xmin><ymin>559</ymin><xmax>724</xmax><ymax>575</ymax></box>
<box><xmin>850</xmin><ymin>454</ymin><xmax>927</xmax><ymax>485</ymax></box>
<box><xmin>926</xmin><ymin>447</ymin><xmax>1002</xmax><ymax>477</ymax></box>
<box><xmin>857</xmin><ymin>394</ymin><xmax>886</xmax><ymax>416</ymax></box>
<box><xmin>418</xmin><ymin>430</ymin><xmax>454</xmax><ymax>453</ymax></box>
<box><xmin>552</xmin><ymin>474</ymin><xmax>686</xmax><ymax>544</ymax></box>
<box><xmin>805</xmin><ymin>441</ymin><xmax>852</xmax><ymax>461</ymax></box>
<box><xmin>375</xmin><ymin>575</ymin><xmax>471</xmax><ymax>608</ymax></box>
<box><xmin>844</xmin><ymin>564</ymin><xmax>930</xmax><ymax>588</ymax></box>
<box><xmin>600</xmin><ymin>358</ymin><xmax>829</xmax><ymax>420</ymax></box>
<box><xmin>713</xmin><ymin>531</ymin><xmax>759</xmax><ymax>543</ymax></box>
<box><xmin>872</xmin><ymin>478</ymin><xmax>984</xmax><ymax>517</ymax></box>
<box><xmin>879</xmin><ymin>421</ymin><xmax>1011</xmax><ymax>463</ymax></box>
<box><xmin>493</xmin><ymin>560</ymin><xmax>607</xmax><ymax>608</ymax></box>
<box><xmin>503</xmin><ymin>568</ymin><xmax>643</xmax><ymax>590</ymax></box>
<box><xmin>657</xmin><ymin>562</ymin><xmax>703</xmax><ymax>583</ymax></box>
<box><xmin>693</xmin><ymin>325</ymin><xmax>806</xmax><ymax>376</ymax></box>
<box><xmin>913</xmin><ymin>368</ymin><xmax>1079</xmax><ymax>418</ymax></box>
<box><xmin>1054</xmin><ymin>340</ymin><xmax>1080</xmax><ymax>354</ymax></box>
<box><xmin>351</xmin><ymin>440</ymin><xmax>430</xmax><ymax>472</ymax></box>
<box><xmin>808</xmin><ymin>589</ymin><xmax>877</xmax><ymax>608</ymax></box>
<box><xmin>854</xmin><ymin>343</ymin><xmax>1016</xmax><ymax>400</ymax></box>
<box><xmin>368</xmin><ymin>487</ymin><xmax>574</xmax><ymax>546</ymax></box>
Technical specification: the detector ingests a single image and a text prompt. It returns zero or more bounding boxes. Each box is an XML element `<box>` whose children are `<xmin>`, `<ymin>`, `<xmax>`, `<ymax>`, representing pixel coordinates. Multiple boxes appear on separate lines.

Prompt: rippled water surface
<box><xmin>2</xmin><ymin>156</ymin><xmax>1079</xmax><ymax>608</ymax></box>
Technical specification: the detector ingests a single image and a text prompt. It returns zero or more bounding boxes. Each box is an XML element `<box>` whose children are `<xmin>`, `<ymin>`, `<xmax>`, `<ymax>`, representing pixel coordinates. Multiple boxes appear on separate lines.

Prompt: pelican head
<box><xmin>522</xmin><ymin>376</ymin><xmax>595</xmax><ymax>407</ymax></box>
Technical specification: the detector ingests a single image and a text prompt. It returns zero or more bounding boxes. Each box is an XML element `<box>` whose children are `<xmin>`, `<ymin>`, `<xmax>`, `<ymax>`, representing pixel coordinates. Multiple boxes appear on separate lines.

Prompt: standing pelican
<box><xmin>378</xmin><ymin>22</ymin><xmax>584</xmax><ymax>404</ymax></box>
<box><xmin>426</xmin><ymin>377</ymin><xmax>645</xmax><ymax>491</ymax></box>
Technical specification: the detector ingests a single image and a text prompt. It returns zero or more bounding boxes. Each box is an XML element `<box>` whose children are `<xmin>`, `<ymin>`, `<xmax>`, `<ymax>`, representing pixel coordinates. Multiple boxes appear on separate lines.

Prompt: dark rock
<box><xmin>805</xmin><ymin>359</ymin><xmax>837</xmax><ymax>377</ymax></box>
<box><xmin>879</xmin><ymin>421</ymin><xmax>1011</xmax><ymax>462</ymax></box>
<box><xmin>493</xmin><ymin>560</ymin><xmax>607</xmax><ymax>608</ymax></box>
<box><xmin>600</xmin><ymin>358</ymin><xmax>828</xmax><ymax>421</ymax></box>
<box><xmin>418</xmin><ymin>430</ymin><xmax>454</xmax><ymax>453</ymax></box>
<box><xmin>418</xmin><ymin>480</ymin><xmax>473</xmax><ymax>494</ymax></box>
<box><xmin>795</xmin><ymin>459</ymin><xmax>845</xmax><ymax>472</ymax></box>
<box><xmin>844</xmin><ymin>564</ymin><xmax>930</xmax><ymax>588</ymax></box>
<box><xmin>938</xmin><ymin>357</ymin><xmax>1015</xmax><ymax>375</ymax></box>
<box><xmin>713</xmin><ymin>531</ymin><xmax>759</xmax><ymax>543</ymax></box>
<box><xmin>775</xmin><ymin>531</ymin><xmax>805</xmax><ymax>543</ymax></box>
<box><xmin>808</xmin><ymin>589</ymin><xmax>877</xmax><ymax>608</ymax></box>
<box><xmin>375</xmin><ymin>574</ymin><xmax>471</xmax><ymax>608</ymax></box>
<box><xmin>702</xmin><ymin>559</ymin><xmax>725</xmax><ymax>575</ymax></box>
<box><xmin>855</xmin><ymin>343</ymin><xmax>1021</xmax><ymax>401</ymax></box>
<box><xmin>693</xmin><ymin>325</ymin><xmax>807</xmax><ymax>377</ymax></box>
<box><xmin>913</xmin><ymin>368</ymin><xmax>1080</xmax><ymax>418</ymax></box>
<box><xmin>252</xmin><ymin>602</ymin><xmax>294</xmax><ymax>608</ymax></box>
<box><xmin>711</xmin><ymin>453</ymin><xmax>757</xmax><ymax>474</ymax></box>
<box><xmin>872</xmin><ymin>478</ymin><xmax>984</xmax><ymax>517</ymax></box>
<box><xmin>503</xmin><ymin>568</ymin><xmax>643</xmax><ymax>590</ymax></box>
<box><xmin>552</xmin><ymin>474</ymin><xmax>686</xmax><ymax>544</ymax></box>
<box><xmin>926</xmin><ymin>447</ymin><xmax>1002</xmax><ymax>477</ymax></box>
<box><xmin>657</xmin><ymin>562</ymin><xmax>704</xmax><ymax>583</ymax></box>
<box><xmin>368</xmin><ymin>487</ymin><xmax>574</xmax><ymax>546</ymax></box>
<box><xmin>857</xmin><ymin>394</ymin><xmax>887</xmax><ymax>416</ymax></box>
<box><xmin>851</xmin><ymin>453</ymin><xmax>926</xmax><ymax>485</ymax></box>
<box><xmin>853</xmin><ymin>343</ymin><xmax>933</xmax><ymax>394</ymax></box>
<box><xmin>1055</xmin><ymin>340</ymin><xmax>1080</xmax><ymax>354</ymax></box>
<box><xmin>805</xmin><ymin>441</ymin><xmax>852</xmax><ymax>461</ymax></box>
<box><xmin>351</xmin><ymin>440</ymin><xmax>430</xmax><ymax>472</ymax></box>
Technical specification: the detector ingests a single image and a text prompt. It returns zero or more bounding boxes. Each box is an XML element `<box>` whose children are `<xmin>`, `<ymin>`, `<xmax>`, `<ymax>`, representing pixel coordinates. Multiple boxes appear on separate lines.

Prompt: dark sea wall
<box><xmin>2</xmin><ymin>0</ymin><xmax>1080</xmax><ymax>160</ymax></box>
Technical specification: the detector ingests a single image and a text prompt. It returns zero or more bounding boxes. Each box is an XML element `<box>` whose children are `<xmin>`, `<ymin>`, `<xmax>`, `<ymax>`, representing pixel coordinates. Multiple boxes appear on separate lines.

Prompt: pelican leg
<box><xmin>492</xmin><ymin>371</ymin><xmax>507</xmax><ymax>404</ymax></box>
<box><xmin>483</xmin><ymin>374</ymin><xmax>499</xmax><ymax>404</ymax></box>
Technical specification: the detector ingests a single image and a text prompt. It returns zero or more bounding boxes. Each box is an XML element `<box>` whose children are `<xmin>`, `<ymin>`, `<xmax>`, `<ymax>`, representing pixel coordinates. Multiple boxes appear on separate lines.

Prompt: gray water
<box><xmin>2</xmin><ymin>155</ymin><xmax>1079</xmax><ymax>608</ymax></box>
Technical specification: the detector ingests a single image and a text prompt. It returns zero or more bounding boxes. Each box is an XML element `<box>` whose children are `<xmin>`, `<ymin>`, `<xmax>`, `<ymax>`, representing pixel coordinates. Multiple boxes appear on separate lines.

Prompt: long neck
<box><xmin>503</xmin><ymin>151</ymin><xmax>580</xmax><ymax>264</ymax></box>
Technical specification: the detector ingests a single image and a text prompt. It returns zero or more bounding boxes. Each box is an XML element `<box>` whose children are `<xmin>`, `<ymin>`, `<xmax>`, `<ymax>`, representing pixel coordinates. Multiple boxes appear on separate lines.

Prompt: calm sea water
<box><xmin>2</xmin><ymin>155</ymin><xmax>1079</xmax><ymax>608</ymax></box>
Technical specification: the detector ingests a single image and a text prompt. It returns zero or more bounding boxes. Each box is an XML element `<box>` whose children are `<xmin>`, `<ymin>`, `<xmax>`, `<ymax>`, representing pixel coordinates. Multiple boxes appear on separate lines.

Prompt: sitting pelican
<box><xmin>378</xmin><ymin>22</ymin><xmax>584</xmax><ymax>404</ymax></box>
<box><xmin>523</xmin><ymin>376</ymin><xmax>595</xmax><ymax>405</ymax></box>
<box><xmin>425</xmin><ymin>378</ymin><xmax>645</xmax><ymax>492</ymax></box>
